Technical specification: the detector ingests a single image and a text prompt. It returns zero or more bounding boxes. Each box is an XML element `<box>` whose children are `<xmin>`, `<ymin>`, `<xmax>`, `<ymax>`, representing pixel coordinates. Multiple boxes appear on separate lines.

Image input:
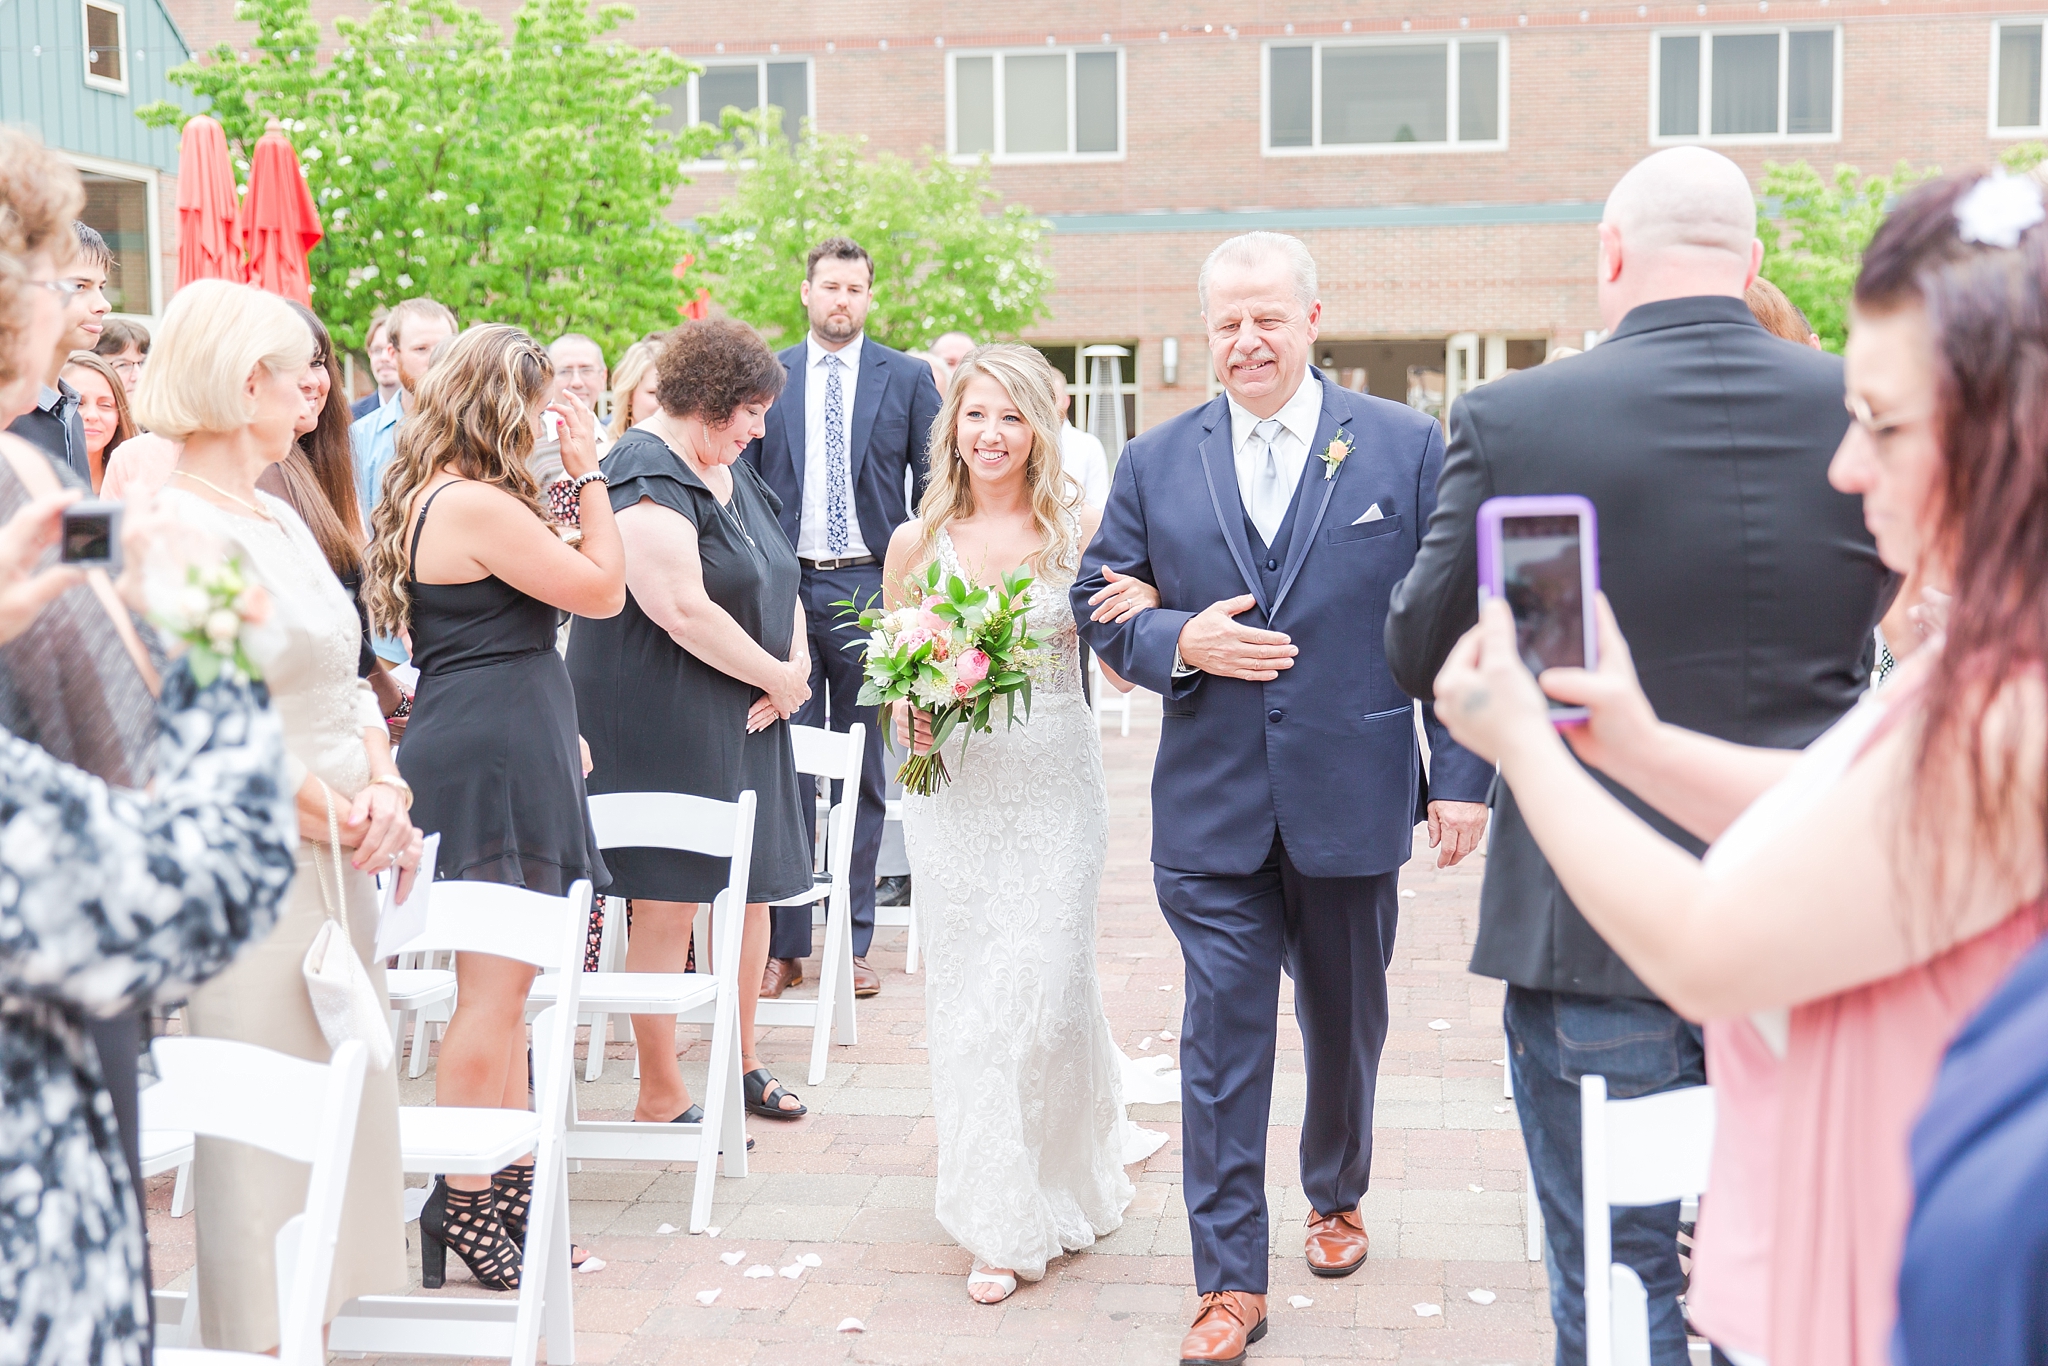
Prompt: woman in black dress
<box><xmin>364</xmin><ymin>324</ymin><xmax>625</xmax><ymax>1288</ymax></box>
<box><xmin>568</xmin><ymin>318</ymin><xmax>814</xmax><ymax>1127</ymax></box>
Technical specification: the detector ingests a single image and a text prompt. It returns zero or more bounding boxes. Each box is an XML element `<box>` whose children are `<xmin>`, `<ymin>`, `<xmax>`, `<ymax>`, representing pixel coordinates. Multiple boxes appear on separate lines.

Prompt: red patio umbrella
<box><xmin>175</xmin><ymin>114</ymin><xmax>242</xmax><ymax>288</ymax></box>
<box><xmin>235</xmin><ymin>119</ymin><xmax>324</xmax><ymax>305</ymax></box>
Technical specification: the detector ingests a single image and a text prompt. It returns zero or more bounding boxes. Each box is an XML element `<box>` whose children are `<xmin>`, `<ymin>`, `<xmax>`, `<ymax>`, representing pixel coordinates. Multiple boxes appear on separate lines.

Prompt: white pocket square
<box><xmin>1352</xmin><ymin>504</ymin><xmax>1385</xmax><ymax>525</ymax></box>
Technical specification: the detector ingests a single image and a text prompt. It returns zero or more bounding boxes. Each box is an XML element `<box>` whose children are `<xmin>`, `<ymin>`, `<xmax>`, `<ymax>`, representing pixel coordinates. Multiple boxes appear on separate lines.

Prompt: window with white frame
<box><xmin>1652</xmin><ymin>27</ymin><xmax>1839</xmax><ymax>142</ymax></box>
<box><xmin>1993</xmin><ymin>21</ymin><xmax>2045</xmax><ymax>134</ymax></box>
<box><xmin>82</xmin><ymin>0</ymin><xmax>127</xmax><ymax>93</ymax></box>
<box><xmin>949</xmin><ymin>49</ymin><xmax>1123</xmax><ymax>161</ymax></box>
<box><xmin>1264</xmin><ymin>38</ymin><xmax>1506</xmax><ymax>153</ymax></box>
<box><xmin>655</xmin><ymin>57</ymin><xmax>811</xmax><ymax>145</ymax></box>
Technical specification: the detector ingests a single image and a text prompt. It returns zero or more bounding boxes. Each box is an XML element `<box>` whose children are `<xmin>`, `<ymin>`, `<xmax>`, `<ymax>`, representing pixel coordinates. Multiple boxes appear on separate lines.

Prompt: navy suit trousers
<box><xmin>771</xmin><ymin>563</ymin><xmax>886</xmax><ymax>961</ymax></box>
<box><xmin>1156</xmin><ymin>837</ymin><xmax>1399</xmax><ymax>1294</ymax></box>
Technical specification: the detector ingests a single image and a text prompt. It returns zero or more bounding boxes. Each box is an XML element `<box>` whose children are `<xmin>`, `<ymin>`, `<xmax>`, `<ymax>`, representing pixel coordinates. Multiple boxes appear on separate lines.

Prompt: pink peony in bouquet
<box><xmin>842</xmin><ymin>560</ymin><xmax>1042</xmax><ymax>795</ymax></box>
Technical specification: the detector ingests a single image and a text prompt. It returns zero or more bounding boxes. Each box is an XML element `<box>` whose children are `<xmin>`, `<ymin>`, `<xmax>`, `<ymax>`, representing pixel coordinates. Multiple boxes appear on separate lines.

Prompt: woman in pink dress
<box><xmin>1432</xmin><ymin>170</ymin><xmax>2048</xmax><ymax>1366</ymax></box>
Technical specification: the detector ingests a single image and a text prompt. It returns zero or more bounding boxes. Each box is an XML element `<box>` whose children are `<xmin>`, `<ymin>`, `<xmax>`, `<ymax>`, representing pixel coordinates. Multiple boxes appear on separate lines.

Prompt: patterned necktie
<box><xmin>823</xmin><ymin>353</ymin><xmax>850</xmax><ymax>556</ymax></box>
<box><xmin>1248</xmin><ymin>418</ymin><xmax>1288</xmax><ymax>546</ymax></box>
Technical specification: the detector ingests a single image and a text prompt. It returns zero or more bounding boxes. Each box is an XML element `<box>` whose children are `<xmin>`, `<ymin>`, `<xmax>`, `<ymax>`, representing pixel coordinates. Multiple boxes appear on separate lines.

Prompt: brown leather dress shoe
<box><xmin>851</xmin><ymin>955</ymin><xmax>881</xmax><ymax>998</ymax></box>
<box><xmin>1179</xmin><ymin>1291</ymin><xmax>1268</xmax><ymax>1365</ymax></box>
<box><xmin>1304</xmin><ymin>1206</ymin><xmax>1370</xmax><ymax>1277</ymax></box>
<box><xmin>760</xmin><ymin>957</ymin><xmax>803</xmax><ymax>999</ymax></box>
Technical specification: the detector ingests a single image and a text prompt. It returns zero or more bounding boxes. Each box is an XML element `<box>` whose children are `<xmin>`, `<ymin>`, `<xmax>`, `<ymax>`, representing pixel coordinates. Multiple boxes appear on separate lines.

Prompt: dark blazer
<box><xmin>350</xmin><ymin>390</ymin><xmax>386</xmax><ymax>421</ymax></box>
<box><xmin>741</xmin><ymin>336</ymin><xmax>944</xmax><ymax>556</ymax></box>
<box><xmin>6</xmin><ymin>381</ymin><xmax>88</xmax><ymax>485</ymax></box>
<box><xmin>1074</xmin><ymin>371</ymin><xmax>1494</xmax><ymax>880</ymax></box>
<box><xmin>1385</xmin><ymin>295</ymin><xmax>1890</xmax><ymax>999</ymax></box>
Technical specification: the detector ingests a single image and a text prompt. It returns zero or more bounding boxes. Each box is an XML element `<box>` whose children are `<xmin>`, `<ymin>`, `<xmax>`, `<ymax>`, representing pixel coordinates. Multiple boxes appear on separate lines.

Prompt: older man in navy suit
<box><xmin>742</xmin><ymin>237</ymin><xmax>944</xmax><ymax>1001</ymax></box>
<box><xmin>1074</xmin><ymin>232</ymin><xmax>1492</xmax><ymax>1366</ymax></box>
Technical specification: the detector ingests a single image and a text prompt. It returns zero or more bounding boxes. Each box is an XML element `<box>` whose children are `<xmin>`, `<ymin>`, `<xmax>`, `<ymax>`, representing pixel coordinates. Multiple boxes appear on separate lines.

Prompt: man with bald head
<box><xmin>1386</xmin><ymin>147</ymin><xmax>1889</xmax><ymax>1363</ymax></box>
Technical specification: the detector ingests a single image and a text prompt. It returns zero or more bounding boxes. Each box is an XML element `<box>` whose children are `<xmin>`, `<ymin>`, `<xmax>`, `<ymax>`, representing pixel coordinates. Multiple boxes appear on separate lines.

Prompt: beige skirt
<box><xmin>184</xmin><ymin>842</ymin><xmax>407</xmax><ymax>1352</ymax></box>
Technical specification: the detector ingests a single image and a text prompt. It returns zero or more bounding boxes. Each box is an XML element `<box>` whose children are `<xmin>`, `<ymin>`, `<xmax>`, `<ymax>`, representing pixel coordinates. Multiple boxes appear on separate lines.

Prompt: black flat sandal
<box><xmin>743</xmin><ymin>1068</ymin><xmax>806</xmax><ymax>1120</ymax></box>
<box><xmin>672</xmin><ymin>1103</ymin><xmax>754</xmax><ymax>1151</ymax></box>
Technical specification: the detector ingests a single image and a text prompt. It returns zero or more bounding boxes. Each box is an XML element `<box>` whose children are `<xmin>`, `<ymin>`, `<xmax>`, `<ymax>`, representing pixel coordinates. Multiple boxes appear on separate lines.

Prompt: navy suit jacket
<box><xmin>1073</xmin><ymin>371</ymin><xmax>1493</xmax><ymax>880</ymax></box>
<box><xmin>741</xmin><ymin>336</ymin><xmax>944</xmax><ymax>557</ymax></box>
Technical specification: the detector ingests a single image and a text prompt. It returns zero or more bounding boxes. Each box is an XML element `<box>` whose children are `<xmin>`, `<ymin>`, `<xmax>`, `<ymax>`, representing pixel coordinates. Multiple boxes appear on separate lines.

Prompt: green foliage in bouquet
<box><xmin>840</xmin><ymin>560</ymin><xmax>1042</xmax><ymax>795</ymax></box>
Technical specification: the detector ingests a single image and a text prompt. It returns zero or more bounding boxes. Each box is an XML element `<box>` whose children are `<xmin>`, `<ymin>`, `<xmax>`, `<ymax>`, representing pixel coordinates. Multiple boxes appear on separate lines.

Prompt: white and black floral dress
<box><xmin>0</xmin><ymin>667</ymin><xmax>297</xmax><ymax>1366</ymax></box>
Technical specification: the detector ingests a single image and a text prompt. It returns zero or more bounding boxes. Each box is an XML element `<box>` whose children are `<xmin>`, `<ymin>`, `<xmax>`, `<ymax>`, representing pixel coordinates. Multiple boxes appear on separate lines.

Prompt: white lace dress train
<box><xmin>902</xmin><ymin>529</ymin><xmax>1134</xmax><ymax>1280</ymax></box>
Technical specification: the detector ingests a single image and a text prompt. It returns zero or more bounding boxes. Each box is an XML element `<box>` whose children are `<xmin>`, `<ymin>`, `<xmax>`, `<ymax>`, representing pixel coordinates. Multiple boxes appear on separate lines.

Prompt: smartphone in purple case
<box><xmin>1476</xmin><ymin>495</ymin><xmax>1599</xmax><ymax>724</ymax></box>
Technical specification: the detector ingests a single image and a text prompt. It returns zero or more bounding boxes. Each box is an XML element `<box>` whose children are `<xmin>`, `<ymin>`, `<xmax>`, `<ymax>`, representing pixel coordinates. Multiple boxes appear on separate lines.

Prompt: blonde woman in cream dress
<box><xmin>138</xmin><ymin>281</ymin><xmax>426</xmax><ymax>1350</ymax></box>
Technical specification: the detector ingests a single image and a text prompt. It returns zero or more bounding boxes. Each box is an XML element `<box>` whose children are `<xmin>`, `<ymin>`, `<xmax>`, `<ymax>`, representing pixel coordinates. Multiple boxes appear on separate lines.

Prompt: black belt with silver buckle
<box><xmin>800</xmin><ymin>555</ymin><xmax>878</xmax><ymax>571</ymax></box>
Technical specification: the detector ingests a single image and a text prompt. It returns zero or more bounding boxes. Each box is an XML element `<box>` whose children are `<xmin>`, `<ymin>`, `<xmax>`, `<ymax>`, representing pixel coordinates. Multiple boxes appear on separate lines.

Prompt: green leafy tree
<box><xmin>2002</xmin><ymin>142</ymin><xmax>2048</xmax><ymax>173</ymax></box>
<box><xmin>140</xmin><ymin>0</ymin><xmax>714</xmax><ymax>356</ymax></box>
<box><xmin>691</xmin><ymin>114</ymin><xmax>1052</xmax><ymax>351</ymax></box>
<box><xmin>1757</xmin><ymin>160</ymin><xmax>1934</xmax><ymax>353</ymax></box>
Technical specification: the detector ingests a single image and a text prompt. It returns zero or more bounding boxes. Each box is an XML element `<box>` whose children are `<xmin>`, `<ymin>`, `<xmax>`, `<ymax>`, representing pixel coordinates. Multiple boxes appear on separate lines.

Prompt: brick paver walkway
<box><xmin>148</xmin><ymin>691</ymin><xmax>1555</xmax><ymax>1363</ymax></box>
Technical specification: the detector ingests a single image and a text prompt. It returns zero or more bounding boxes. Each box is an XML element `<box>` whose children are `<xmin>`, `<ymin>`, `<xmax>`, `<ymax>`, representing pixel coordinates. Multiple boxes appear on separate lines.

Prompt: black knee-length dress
<box><xmin>399</xmin><ymin>480</ymin><xmax>608</xmax><ymax>895</ymax></box>
<box><xmin>567</xmin><ymin>431</ymin><xmax>811</xmax><ymax>905</ymax></box>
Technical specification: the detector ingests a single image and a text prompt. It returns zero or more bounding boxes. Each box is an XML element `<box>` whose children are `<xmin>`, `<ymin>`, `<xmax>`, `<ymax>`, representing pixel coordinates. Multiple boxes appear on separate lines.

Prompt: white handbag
<box><xmin>302</xmin><ymin>783</ymin><xmax>396</xmax><ymax>1073</ymax></box>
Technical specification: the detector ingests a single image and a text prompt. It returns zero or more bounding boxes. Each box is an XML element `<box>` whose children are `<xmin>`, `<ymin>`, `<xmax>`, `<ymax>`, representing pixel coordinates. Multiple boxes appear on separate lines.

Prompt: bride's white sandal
<box><xmin>967</xmin><ymin>1267</ymin><xmax>1018</xmax><ymax>1305</ymax></box>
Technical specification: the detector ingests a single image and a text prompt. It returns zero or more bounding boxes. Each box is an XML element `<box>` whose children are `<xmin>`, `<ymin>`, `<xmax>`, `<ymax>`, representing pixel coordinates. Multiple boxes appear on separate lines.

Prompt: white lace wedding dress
<box><xmin>902</xmin><ymin>525</ymin><xmax>1136</xmax><ymax>1280</ymax></box>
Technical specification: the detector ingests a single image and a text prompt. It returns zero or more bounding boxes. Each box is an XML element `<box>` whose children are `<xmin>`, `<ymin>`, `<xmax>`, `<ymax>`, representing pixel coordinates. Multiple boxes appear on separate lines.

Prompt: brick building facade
<box><xmin>162</xmin><ymin>0</ymin><xmax>2048</xmax><ymax>439</ymax></box>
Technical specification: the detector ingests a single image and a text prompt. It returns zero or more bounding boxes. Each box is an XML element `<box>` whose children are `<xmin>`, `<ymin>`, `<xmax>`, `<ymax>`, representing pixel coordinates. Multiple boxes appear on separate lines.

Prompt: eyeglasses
<box><xmin>1845</xmin><ymin>393</ymin><xmax>1932</xmax><ymax>437</ymax></box>
<box><xmin>555</xmin><ymin>366</ymin><xmax>605</xmax><ymax>381</ymax></box>
<box><xmin>108</xmin><ymin>358</ymin><xmax>145</xmax><ymax>378</ymax></box>
<box><xmin>26</xmin><ymin>277</ymin><xmax>88</xmax><ymax>299</ymax></box>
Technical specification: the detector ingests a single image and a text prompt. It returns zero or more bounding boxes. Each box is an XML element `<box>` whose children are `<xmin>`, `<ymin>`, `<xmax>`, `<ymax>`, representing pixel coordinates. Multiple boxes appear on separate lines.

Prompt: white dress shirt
<box><xmin>1058</xmin><ymin>422</ymin><xmax>1111</xmax><ymax>508</ymax></box>
<box><xmin>1227</xmin><ymin>369</ymin><xmax>1324</xmax><ymax>543</ymax></box>
<box><xmin>797</xmin><ymin>331</ymin><xmax>868</xmax><ymax>560</ymax></box>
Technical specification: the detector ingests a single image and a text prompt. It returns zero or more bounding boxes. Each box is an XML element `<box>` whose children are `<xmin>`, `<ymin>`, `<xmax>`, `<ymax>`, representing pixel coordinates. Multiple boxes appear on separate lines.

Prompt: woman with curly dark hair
<box><xmin>568</xmin><ymin>317</ymin><xmax>814</xmax><ymax>1129</ymax></box>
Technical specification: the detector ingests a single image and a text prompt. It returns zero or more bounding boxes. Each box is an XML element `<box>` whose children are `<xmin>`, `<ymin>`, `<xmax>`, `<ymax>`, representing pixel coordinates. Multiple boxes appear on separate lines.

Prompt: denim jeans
<box><xmin>1505</xmin><ymin>985</ymin><xmax>1706</xmax><ymax>1366</ymax></box>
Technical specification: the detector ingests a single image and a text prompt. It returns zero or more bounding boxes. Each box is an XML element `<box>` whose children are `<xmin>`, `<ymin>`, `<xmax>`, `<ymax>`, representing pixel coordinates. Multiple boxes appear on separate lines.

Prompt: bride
<box><xmin>884</xmin><ymin>344</ymin><xmax>1157</xmax><ymax>1305</ymax></box>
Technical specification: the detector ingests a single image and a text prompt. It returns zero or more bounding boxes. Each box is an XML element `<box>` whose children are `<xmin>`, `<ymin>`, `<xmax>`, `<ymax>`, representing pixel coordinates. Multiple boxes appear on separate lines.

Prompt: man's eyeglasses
<box><xmin>108</xmin><ymin>358</ymin><xmax>145</xmax><ymax>378</ymax></box>
<box><xmin>27</xmin><ymin>277</ymin><xmax>88</xmax><ymax>299</ymax></box>
<box><xmin>1845</xmin><ymin>393</ymin><xmax>1932</xmax><ymax>437</ymax></box>
<box><xmin>555</xmin><ymin>366</ymin><xmax>606</xmax><ymax>381</ymax></box>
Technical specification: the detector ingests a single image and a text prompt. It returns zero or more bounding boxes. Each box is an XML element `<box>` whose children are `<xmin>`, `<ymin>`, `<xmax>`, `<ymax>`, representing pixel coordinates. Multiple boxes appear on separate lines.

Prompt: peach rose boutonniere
<box><xmin>1318</xmin><ymin>432</ymin><xmax>1354</xmax><ymax>481</ymax></box>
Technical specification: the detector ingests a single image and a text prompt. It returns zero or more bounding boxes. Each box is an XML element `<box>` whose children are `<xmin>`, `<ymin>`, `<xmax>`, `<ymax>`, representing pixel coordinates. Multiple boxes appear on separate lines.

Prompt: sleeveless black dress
<box><xmin>567</xmin><ymin>432</ymin><xmax>811</xmax><ymax>905</ymax></box>
<box><xmin>398</xmin><ymin>481</ymin><xmax>608</xmax><ymax>895</ymax></box>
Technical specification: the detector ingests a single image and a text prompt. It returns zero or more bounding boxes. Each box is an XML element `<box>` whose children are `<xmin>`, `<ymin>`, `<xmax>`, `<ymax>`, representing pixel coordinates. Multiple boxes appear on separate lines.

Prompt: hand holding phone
<box><xmin>60</xmin><ymin>500</ymin><xmax>123</xmax><ymax>573</ymax></box>
<box><xmin>1476</xmin><ymin>495</ymin><xmax>1598</xmax><ymax>723</ymax></box>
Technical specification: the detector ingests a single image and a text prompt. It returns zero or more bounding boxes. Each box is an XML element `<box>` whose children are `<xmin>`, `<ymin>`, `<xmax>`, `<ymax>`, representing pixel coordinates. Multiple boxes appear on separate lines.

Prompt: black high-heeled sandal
<box><xmin>420</xmin><ymin>1176</ymin><xmax>521</xmax><ymax>1290</ymax></box>
<box><xmin>490</xmin><ymin>1164</ymin><xmax>596</xmax><ymax>1270</ymax></box>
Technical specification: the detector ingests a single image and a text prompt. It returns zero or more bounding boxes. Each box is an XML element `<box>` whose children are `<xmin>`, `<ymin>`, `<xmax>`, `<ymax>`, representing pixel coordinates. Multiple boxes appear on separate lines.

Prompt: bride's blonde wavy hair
<box><xmin>364</xmin><ymin>324</ymin><xmax>552</xmax><ymax>634</ymax></box>
<box><xmin>915</xmin><ymin>343</ymin><xmax>1081</xmax><ymax>578</ymax></box>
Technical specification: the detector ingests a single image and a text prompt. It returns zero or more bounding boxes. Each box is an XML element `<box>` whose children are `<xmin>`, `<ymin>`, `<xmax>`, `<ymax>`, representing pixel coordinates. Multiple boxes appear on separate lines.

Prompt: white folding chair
<box><xmin>140</xmin><ymin>1125</ymin><xmax>194</xmax><ymax>1218</ymax></box>
<box><xmin>872</xmin><ymin>795</ymin><xmax>921</xmax><ymax>974</ymax></box>
<box><xmin>329</xmin><ymin>879</ymin><xmax>590</xmax><ymax>1366</ymax></box>
<box><xmin>1092</xmin><ymin>654</ymin><xmax>1133</xmax><ymax>736</ymax></box>
<box><xmin>145</xmin><ymin>1037</ymin><xmax>369</xmax><ymax>1366</ymax></box>
<box><xmin>1581</xmin><ymin>1075</ymin><xmax>1717</xmax><ymax>1366</ymax></box>
<box><xmin>753</xmin><ymin>723</ymin><xmax>862</xmax><ymax>1084</ymax></box>
<box><xmin>387</xmin><ymin>956</ymin><xmax>457</xmax><ymax>1079</ymax></box>
<box><xmin>525</xmin><ymin>790</ymin><xmax>754</xmax><ymax>1232</ymax></box>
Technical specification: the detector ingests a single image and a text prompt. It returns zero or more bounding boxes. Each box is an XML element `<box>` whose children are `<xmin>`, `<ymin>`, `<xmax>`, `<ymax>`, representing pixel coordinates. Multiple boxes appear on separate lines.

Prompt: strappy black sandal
<box><xmin>743</xmin><ymin>1068</ymin><xmax>806</xmax><ymax>1120</ymax></box>
<box><xmin>671</xmin><ymin>1103</ymin><xmax>754</xmax><ymax>1151</ymax></box>
<box><xmin>421</xmin><ymin>1176</ymin><xmax>521</xmax><ymax>1290</ymax></box>
<box><xmin>490</xmin><ymin>1164</ymin><xmax>597</xmax><ymax>1271</ymax></box>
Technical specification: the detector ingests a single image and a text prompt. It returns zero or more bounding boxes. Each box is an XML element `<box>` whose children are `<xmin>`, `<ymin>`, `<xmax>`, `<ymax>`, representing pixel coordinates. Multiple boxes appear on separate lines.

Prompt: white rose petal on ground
<box><xmin>696</xmin><ymin>1288</ymin><xmax>721</xmax><ymax>1306</ymax></box>
<box><xmin>1139</xmin><ymin>1037</ymin><xmax>1153</xmax><ymax>1051</ymax></box>
<box><xmin>575</xmin><ymin>1256</ymin><xmax>606</xmax><ymax>1274</ymax></box>
<box><xmin>1414</xmin><ymin>1302</ymin><xmax>1443</xmax><ymax>1318</ymax></box>
<box><xmin>1159</xmin><ymin>985</ymin><xmax>1174</xmax><ymax>992</ymax></box>
<box><xmin>1159</xmin><ymin>1031</ymin><xmax>1175</xmax><ymax>1041</ymax></box>
<box><xmin>744</xmin><ymin>1265</ymin><xmax>775</xmax><ymax>1278</ymax></box>
<box><xmin>1469</xmin><ymin>1288</ymin><xmax>1497</xmax><ymax>1305</ymax></box>
<box><xmin>1400</xmin><ymin>889</ymin><xmax>1417</xmax><ymax>898</ymax></box>
<box><xmin>1287</xmin><ymin>1295</ymin><xmax>1314</xmax><ymax>1308</ymax></box>
<box><xmin>1468</xmin><ymin>1184</ymin><xmax>1485</xmax><ymax>1193</ymax></box>
<box><xmin>655</xmin><ymin>1223</ymin><xmax>677</xmax><ymax>1235</ymax></box>
<box><xmin>1428</xmin><ymin>1019</ymin><xmax>1452</xmax><ymax>1031</ymax></box>
<box><xmin>1495</xmin><ymin>1104</ymin><xmax>1513</xmax><ymax>1113</ymax></box>
<box><xmin>704</xmin><ymin>1226</ymin><xmax>722</xmax><ymax>1237</ymax></box>
<box><xmin>779</xmin><ymin>1263</ymin><xmax>804</xmax><ymax>1279</ymax></box>
<box><xmin>799</xmin><ymin>1254</ymin><xmax>823</xmax><ymax>1268</ymax></box>
<box><xmin>837</xmin><ymin>1318</ymin><xmax>865</xmax><ymax>1334</ymax></box>
<box><xmin>719</xmin><ymin>1250</ymin><xmax>746</xmax><ymax>1266</ymax></box>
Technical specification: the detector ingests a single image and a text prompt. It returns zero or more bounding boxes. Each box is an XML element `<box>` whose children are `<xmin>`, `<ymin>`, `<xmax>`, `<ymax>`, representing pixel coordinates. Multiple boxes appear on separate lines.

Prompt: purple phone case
<box><xmin>1476</xmin><ymin>495</ymin><xmax>1599</xmax><ymax>722</ymax></box>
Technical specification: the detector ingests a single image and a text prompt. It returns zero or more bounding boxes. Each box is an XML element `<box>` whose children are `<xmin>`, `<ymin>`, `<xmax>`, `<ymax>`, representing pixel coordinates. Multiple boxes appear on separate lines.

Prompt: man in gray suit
<box><xmin>1386</xmin><ymin>148</ymin><xmax>1890</xmax><ymax>1365</ymax></box>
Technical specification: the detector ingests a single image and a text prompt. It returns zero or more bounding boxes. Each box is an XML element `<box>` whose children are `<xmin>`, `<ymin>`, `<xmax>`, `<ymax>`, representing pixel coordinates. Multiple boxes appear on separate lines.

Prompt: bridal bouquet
<box><xmin>144</xmin><ymin>555</ymin><xmax>280</xmax><ymax>684</ymax></box>
<box><xmin>846</xmin><ymin>561</ymin><xmax>1042</xmax><ymax>795</ymax></box>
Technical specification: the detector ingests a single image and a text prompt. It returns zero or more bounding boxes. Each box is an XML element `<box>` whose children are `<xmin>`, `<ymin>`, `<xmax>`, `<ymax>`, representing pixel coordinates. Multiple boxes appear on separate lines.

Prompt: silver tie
<box><xmin>1248</xmin><ymin>418</ymin><xmax>1288</xmax><ymax>546</ymax></box>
